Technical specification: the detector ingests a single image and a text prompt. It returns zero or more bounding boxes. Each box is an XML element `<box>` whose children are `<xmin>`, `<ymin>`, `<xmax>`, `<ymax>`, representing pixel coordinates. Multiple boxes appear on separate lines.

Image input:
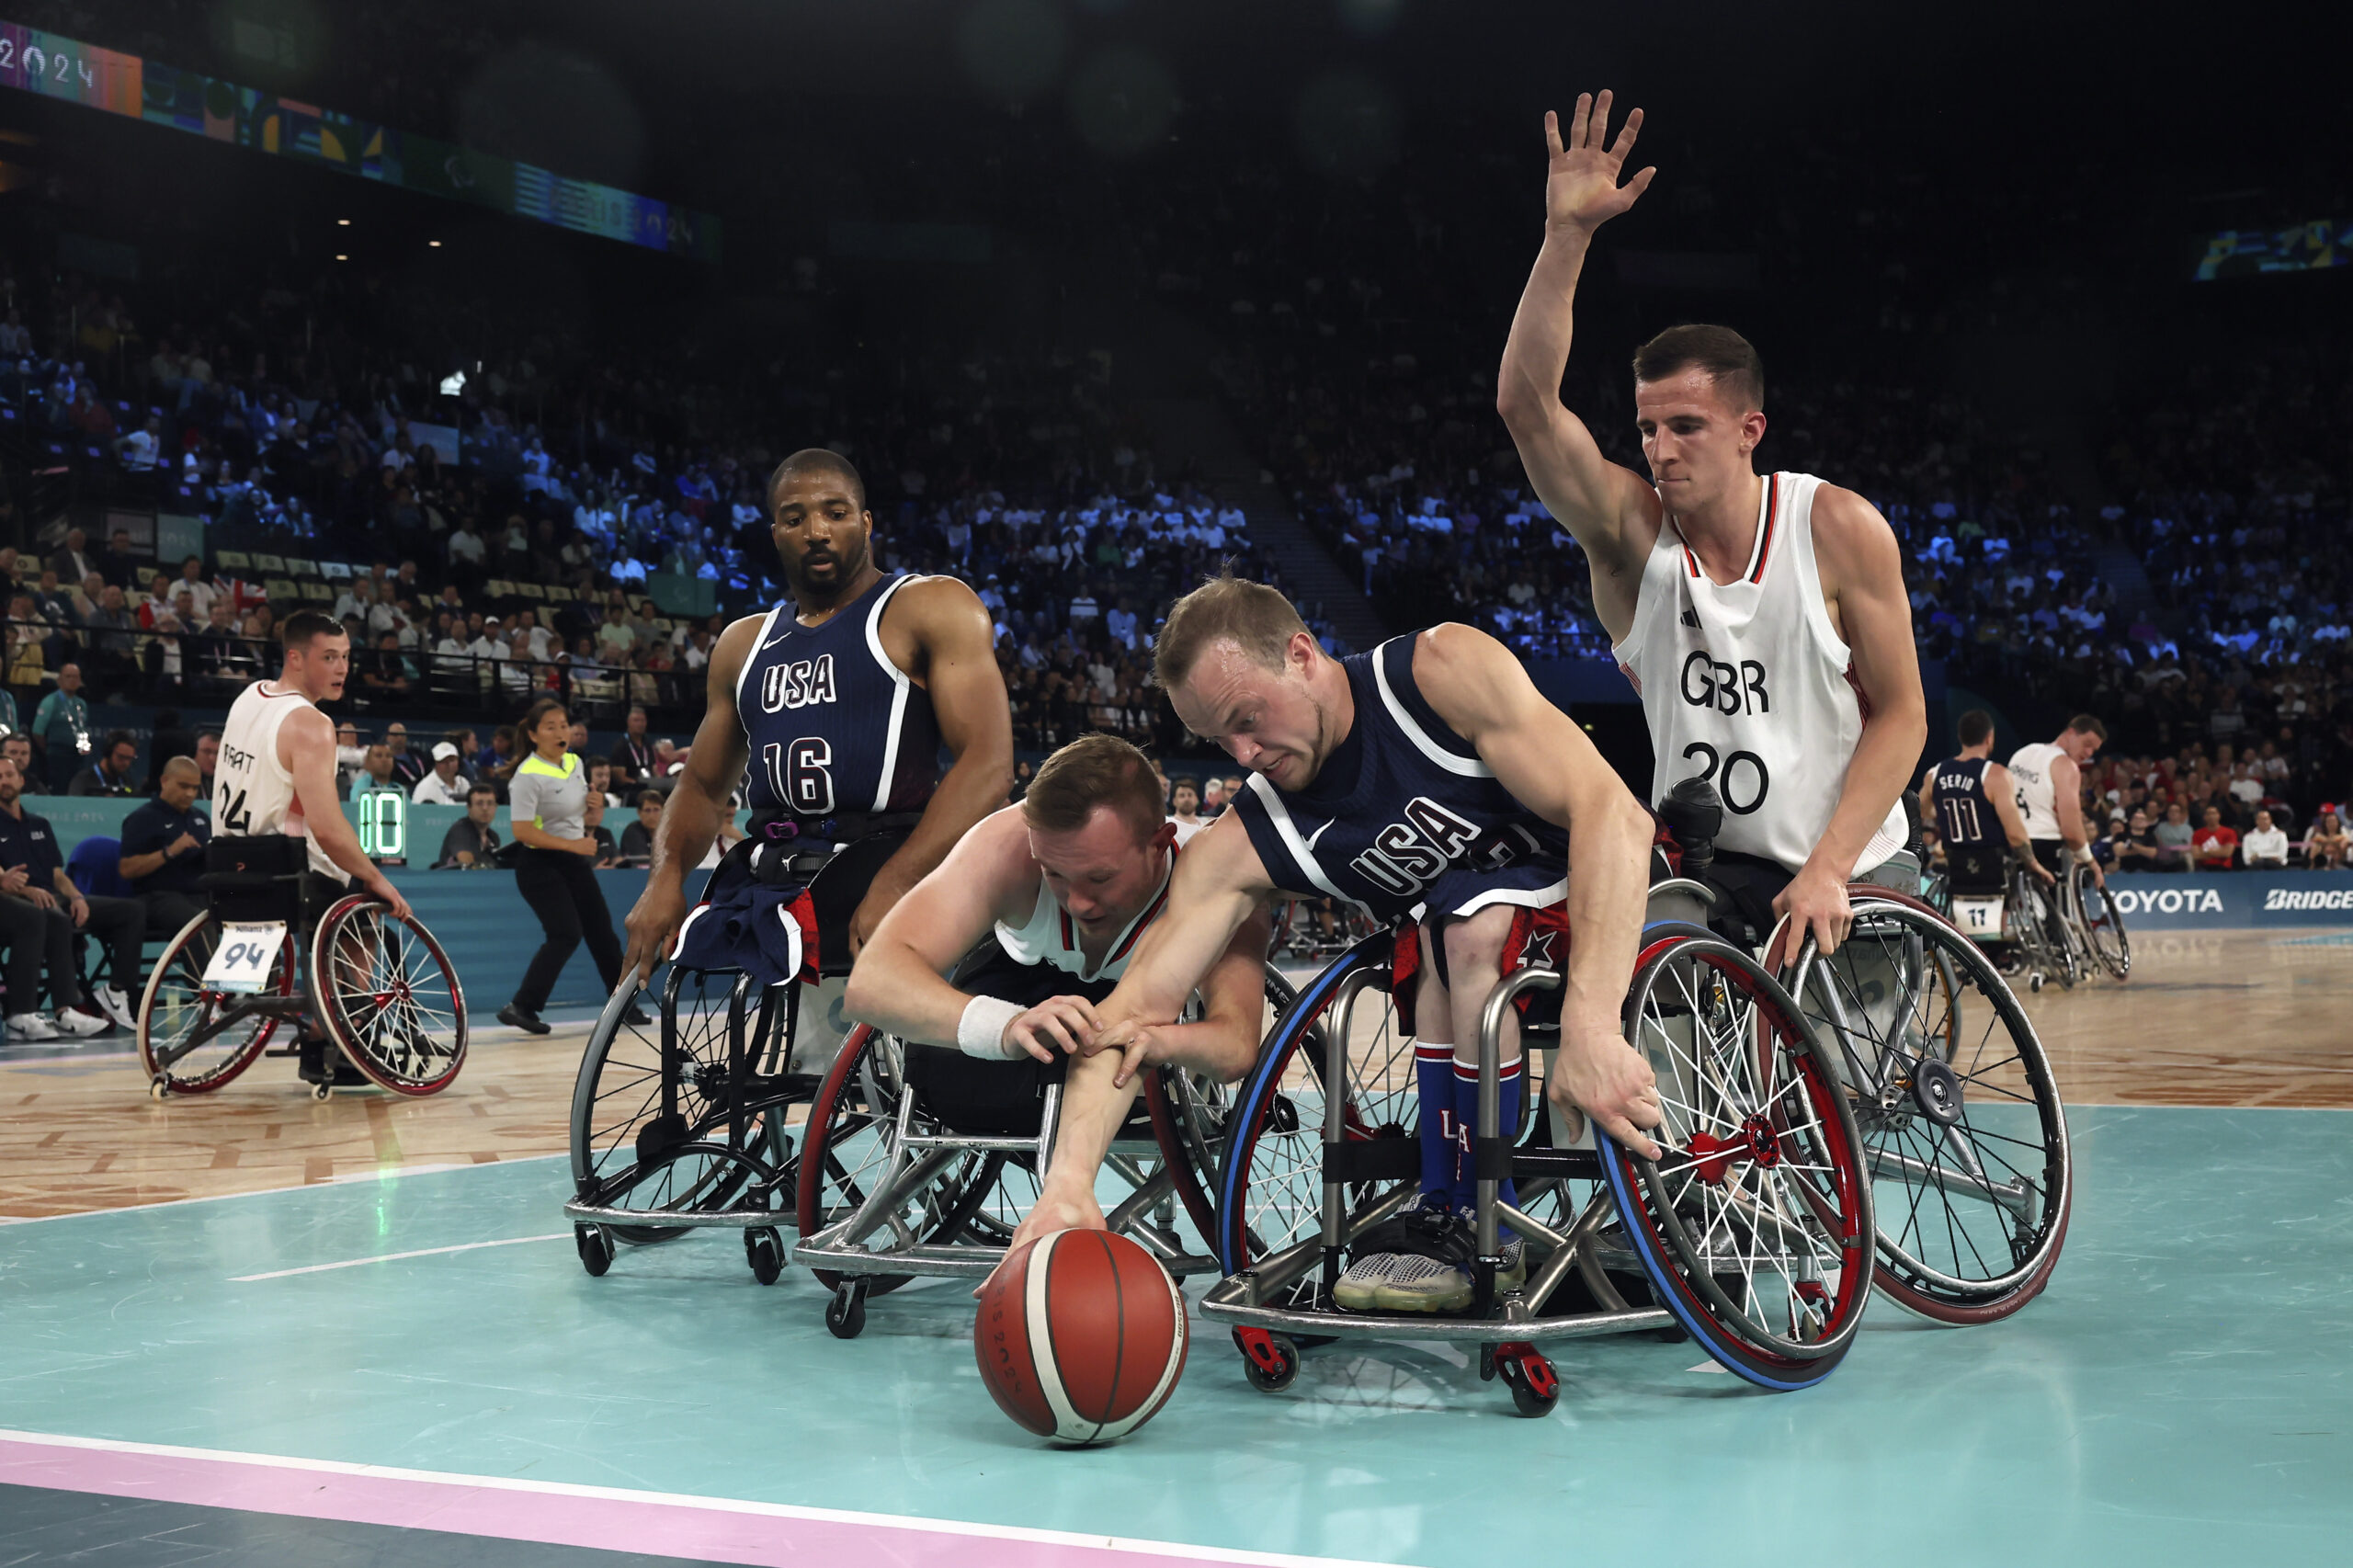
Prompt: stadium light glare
<box><xmin>428</xmin><ymin>240</ymin><xmax>442</xmax><ymax>247</ymax></box>
<box><xmin>440</xmin><ymin>370</ymin><xmax>466</xmax><ymax>395</ymax></box>
<box><xmin>334</xmin><ymin>253</ymin><xmax>347</xmax><ymax>261</ymax></box>
<box><xmin>336</xmin><ymin>218</ymin><xmax>350</xmax><ymax>226</ymax></box>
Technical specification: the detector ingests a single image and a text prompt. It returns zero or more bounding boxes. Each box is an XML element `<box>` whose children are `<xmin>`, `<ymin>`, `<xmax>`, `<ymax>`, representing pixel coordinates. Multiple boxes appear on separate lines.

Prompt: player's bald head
<box><xmin>767</xmin><ymin>449</ymin><xmax>867</xmax><ymax>518</ymax></box>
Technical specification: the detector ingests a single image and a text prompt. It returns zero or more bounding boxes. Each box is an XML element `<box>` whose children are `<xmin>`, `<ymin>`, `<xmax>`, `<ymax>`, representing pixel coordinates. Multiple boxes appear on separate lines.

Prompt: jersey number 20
<box><xmin>1680</xmin><ymin>742</ymin><xmax>1770</xmax><ymax>815</ymax></box>
<box><xmin>764</xmin><ymin>738</ymin><xmax>835</xmax><ymax>815</ymax></box>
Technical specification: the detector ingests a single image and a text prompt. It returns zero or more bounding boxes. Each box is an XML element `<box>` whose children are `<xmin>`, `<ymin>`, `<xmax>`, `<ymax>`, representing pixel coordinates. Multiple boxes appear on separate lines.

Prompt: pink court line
<box><xmin>0</xmin><ymin>1430</ymin><xmax>1395</xmax><ymax>1568</ymax></box>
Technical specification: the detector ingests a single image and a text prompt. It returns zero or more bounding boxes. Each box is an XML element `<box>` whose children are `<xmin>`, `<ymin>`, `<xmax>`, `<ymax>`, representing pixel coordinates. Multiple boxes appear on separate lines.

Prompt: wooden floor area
<box><xmin>2</xmin><ymin>928</ymin><xmax>2346</xmax><ymax>1221</ymax></box>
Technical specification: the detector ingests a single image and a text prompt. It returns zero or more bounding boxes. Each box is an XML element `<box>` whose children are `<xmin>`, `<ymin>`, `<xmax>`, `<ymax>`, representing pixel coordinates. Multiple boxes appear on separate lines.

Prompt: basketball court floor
<box><xmin>3</xmin><ymin>928</ymin><xmax>2347</xmax><ymax>1566</ymax></box>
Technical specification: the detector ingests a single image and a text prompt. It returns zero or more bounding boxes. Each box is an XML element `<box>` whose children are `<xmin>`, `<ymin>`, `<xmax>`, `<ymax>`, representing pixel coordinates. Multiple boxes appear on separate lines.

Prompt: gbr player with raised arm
<box><xmin>1495</xmin><ymin>91</ymin><xmax>1927</xmax><ymax>956</ymax></box>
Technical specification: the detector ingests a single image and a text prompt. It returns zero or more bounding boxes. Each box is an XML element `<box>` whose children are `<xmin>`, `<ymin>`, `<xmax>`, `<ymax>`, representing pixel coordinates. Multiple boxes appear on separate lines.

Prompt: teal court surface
<box><xmin>2</xmin><ymin>1104</ymin><xmax>2347</xmax><ymax>1567</ymax></box>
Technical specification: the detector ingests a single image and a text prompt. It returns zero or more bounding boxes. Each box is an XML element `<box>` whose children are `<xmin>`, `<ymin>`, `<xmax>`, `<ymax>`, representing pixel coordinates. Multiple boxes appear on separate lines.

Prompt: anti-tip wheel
<box><xmin>824</xmin><ymin>1280</ymin><xmax>868</xmax><ymax>1339</ymax></box>
<box><xmin>575</xmin><ymin>1224</ymin><xmax>614</xmax><ymax>1278</ymax></box>
<box><xmin>148</xmin><ymin>1077</ymin><xmax>171</xmax><ymax>1101</ymax></box>
<box><xmin>1495</xmin><ymin>1347</ymin><xmax>1560</xmax><ymax>1417</ymax></box>
<box><xmin>1234</xmin><ymin>1328</ymin><xmax>1299</xmax><ymax>1392</ymax></box>
<box><xmin>311</xmin><ymin>1081</ymin><xmax>333</xmax><ymax>1101</ymax></box>
<box><xmin>745</xmin><ymin>1226</ymin><xmax>785</xmax><ymax>1287</ymax></box>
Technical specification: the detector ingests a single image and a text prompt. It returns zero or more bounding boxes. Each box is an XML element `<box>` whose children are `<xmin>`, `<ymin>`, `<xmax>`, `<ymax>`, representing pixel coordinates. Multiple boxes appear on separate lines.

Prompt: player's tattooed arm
<box><xmin>1496</xmin><ymin>89</ymin><xmax>1662</xmax><ymax>638</ymax></box>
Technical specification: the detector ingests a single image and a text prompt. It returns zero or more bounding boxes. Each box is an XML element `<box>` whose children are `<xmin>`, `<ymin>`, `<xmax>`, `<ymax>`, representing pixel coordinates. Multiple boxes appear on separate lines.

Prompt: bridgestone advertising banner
<box><xmin>2103</xmin><ymin>872</ymin><xmax>2353</xmax><ymax>929</ymax></box>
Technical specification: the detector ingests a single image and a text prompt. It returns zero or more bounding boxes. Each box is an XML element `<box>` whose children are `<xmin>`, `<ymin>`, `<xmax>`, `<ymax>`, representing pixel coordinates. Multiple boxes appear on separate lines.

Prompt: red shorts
<box><xmin>1389</xmin><ymin>900</ymin><xmax>1570</xmax><ymax>1038</ymax></box>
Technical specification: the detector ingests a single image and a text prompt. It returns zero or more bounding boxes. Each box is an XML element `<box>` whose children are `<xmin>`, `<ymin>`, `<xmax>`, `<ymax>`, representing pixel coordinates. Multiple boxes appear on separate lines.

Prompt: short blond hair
<box><xmin>1021</xmin><ymin>734</ymin><xmax>1165</xmax><ymax>845</ymax></box>
<box><xmin>1153</xmin><ymin>571</ymin><xmax>1308</xmax><ymax>691</ymax></box>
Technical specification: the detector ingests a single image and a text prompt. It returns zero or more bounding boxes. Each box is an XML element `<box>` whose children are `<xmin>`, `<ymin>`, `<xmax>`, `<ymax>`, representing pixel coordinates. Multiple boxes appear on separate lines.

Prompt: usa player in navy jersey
<box><xmin>1920</xmin><ymin>709</ymin><xmax>2049</xmax><ymax>891</ymax></box>
<box><xmin>996</xmin><ymin>574</ymin><xmax>1664</xmax><ymax>1311</ymax></box>
<box><xmin>620</xmin><ymin>449</ymin><xmax>1011</xmax><ymax>987</ymax></box>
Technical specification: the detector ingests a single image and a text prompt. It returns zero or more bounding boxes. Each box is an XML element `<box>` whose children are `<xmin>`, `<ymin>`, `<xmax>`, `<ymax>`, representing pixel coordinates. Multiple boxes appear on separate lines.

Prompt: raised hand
<box><xmin>1542</xmin><ymin>89</ymin><xmax>1655</xmax><ymax>233</ymax></box>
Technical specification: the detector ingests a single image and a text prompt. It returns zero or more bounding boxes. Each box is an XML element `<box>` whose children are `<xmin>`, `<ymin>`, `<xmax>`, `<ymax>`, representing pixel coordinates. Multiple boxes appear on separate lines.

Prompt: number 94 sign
<box><xmin>200</xmin><ymin>923</ymin><xmax>290</xmax><ymax>994</ymax></box>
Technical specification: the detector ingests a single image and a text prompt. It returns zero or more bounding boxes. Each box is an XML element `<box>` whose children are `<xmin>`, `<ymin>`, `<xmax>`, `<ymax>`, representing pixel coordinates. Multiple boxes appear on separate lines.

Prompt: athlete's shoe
<box><xmin>53</xmin><ymin>1006</ymin><xmax>110</xmax><ymax>1037</ymax></box>
<box><xmin>93</xmin><ymin>984</ymin><xmax>138</xmax><ymax>1031</ymax></box>
<box><xmin>1335</xmin><ymin>1192</ymin><xmax>1450</xmax><ymax>1312</ymax></box>
<box><xmin>6</xmin><ymin>1012</ymin><xmax>61</xmax><ymax>1041</ymax></box>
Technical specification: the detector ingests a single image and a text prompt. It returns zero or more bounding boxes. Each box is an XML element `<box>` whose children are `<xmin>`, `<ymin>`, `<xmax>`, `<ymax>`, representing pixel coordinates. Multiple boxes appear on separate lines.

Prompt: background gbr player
<box><xmin>1495</xmin><ymin>90</ymin><xmax>1927</xmax><ymax>954</ymax></box>
<box><xmin>620</xmin><ymin>449</ymin><xmax>1011</xmax><ymax>989</ymax></box>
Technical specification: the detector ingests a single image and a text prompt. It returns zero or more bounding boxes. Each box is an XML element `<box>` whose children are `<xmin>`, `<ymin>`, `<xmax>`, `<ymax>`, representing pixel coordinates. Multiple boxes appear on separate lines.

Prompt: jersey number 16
<box><xmin>763</xmin><ymin>738</ymin><xmax>835</xmax><ymax>816</ymax></box>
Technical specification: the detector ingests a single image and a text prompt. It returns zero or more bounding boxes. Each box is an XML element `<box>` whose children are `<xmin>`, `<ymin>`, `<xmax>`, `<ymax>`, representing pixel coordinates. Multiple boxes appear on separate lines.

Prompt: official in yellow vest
<box><xmin>497</xmin><ymin>699</ymin><xmax>632</xmax><ymax>1034</ymax></box>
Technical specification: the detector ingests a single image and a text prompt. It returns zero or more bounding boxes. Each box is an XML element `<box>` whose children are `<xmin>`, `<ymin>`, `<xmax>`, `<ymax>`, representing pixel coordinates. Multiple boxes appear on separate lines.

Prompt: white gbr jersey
<box><xmin>2006</xmin><ymin>742</ymin><xmax>2064</xmax><ymax>842</ymax></box>
<box><xmin>993</xmin><ymin>858</ymin><xmax>1173</xmax><ymax>984</ymax></box>
<box><xmin>1612</xmin><ymin>471</ymin><xmax>1907</xmax><ymax>877</ymax></box>
<box><xmin>216</xmin><ymin>680</ymin><xmax>347</xmax><ymax>881</ymax></box>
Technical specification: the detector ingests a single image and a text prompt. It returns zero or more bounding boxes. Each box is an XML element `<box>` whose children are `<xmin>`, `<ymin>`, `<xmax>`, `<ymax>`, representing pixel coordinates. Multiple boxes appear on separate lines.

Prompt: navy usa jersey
<box><xmin>1232</xmin><ymin>635</ymin><xmax>1566</xmax><ymax>921</ymax></box>
<box><xmin>1930</xmin><ymin>756</ymin><xmax>1997</xmax><ymax>848</ymax></box>
<box><xmin>736</xmin><ymin>573</ymin><xmax>942</xmax><ymax>818</ymax></box>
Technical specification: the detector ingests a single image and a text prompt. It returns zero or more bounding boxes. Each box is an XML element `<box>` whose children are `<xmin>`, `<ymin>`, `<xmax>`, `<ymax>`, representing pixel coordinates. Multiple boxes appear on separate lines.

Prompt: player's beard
<box><xmin>790</xmin><ymin>534</ymin><xmax>870</xmax><ymax>607</ymax></box>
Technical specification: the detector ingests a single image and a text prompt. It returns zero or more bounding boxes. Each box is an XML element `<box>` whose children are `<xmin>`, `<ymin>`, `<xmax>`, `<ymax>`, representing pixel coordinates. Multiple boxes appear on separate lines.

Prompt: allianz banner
<box><xmin>2104</xmin><ymin>872</ymin><xmax>2353</xmax><ymax>928</ymax></box>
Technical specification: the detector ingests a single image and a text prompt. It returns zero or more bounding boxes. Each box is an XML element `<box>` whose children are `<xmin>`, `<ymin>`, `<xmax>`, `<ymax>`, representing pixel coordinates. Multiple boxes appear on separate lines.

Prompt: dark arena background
<box><xmin>0</xmin><ymin>4</ymin><xmax>2346</xmax><ymax>1565</ymax></box>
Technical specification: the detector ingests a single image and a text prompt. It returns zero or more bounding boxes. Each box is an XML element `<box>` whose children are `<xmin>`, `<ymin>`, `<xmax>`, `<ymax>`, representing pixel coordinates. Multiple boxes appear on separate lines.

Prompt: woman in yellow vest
<box><xmin>497</xmin><ymin>698</ymin><xmax>633</xmax><ymax>1033</ymax></box>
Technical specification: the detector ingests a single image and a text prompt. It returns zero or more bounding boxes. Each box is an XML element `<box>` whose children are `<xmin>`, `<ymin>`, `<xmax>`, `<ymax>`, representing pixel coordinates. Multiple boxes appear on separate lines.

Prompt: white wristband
<box><xmin>957</xmin><ymin>994</ymin><xmax>1026</xmax><ymax>1059</ymax></box>
<box><xmin>2073</xmin><ymin>844</ymin><xmax>2096</xmax><ymax>865</ymax></box>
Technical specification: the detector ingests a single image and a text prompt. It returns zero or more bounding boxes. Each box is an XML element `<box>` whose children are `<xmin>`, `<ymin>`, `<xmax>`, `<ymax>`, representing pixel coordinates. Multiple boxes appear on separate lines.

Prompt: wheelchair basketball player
<box><xmin>1923</xmin><ymin>709</ymin><xmax>2052</xmax><ymax>901</ymax></box>
<box><xmin>845</xmin><ymin>733</ymin><xmax>1267</xmax><ymax>1147</ymax></box>
<box><xmin>619</xmin><ymin>449</ymin><xmax>1012</xmax><ymax>999</ymax></box>
<box><xmin>999</xmin><ymin>574</ymin><xmax>1665</xmax><ymax>1313</ymax></box>
<box><xmin>212</xmin><ymin>609</ymin><xmax>415</xmax><ymax>1088</ymax></box>
<box><xmin>1495</xmin><ymin>90</ymin><xmax>1928</xmax><ymax>957</ymax></box>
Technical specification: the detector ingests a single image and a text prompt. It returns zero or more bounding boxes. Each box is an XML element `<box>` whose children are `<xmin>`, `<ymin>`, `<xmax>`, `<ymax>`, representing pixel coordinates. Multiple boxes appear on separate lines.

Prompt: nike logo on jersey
<box><xmin>1305</xmin><ymin>821</ymin><xmax>1334</xmax><ymax>852</ymax></box>
<box><xmin>759</xmin><ymin>654</ymin><xmax>837</xmax><ymax>713</ymax></box>
<box><xmin>761</xmin><ymin>631</ymin><xmax>794</xmax><ymax>651</ymax></box>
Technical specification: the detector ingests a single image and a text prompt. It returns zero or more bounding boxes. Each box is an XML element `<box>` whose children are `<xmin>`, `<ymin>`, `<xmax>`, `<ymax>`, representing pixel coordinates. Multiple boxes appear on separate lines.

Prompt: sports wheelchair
<box><xmin>563</xmin><ymin>832</ymin><xmax>902</xmax><ymax>1284</ymax></box>
<box><xmin>135</xmin><ymin>837</ymin><xmax>469</xmax><ymax>1100</ymax></box>
<box><xmin>791</xmin><ymin>958</ymin><xmax>1295</xmax><ymax>1338</ymax></box>
<box><xmin>1201</xmin><ymin>799</ymin><xmax>1880</xmax><ymax>1415</ymax></box>
<box><xmin>1936</xmin><ymin>845</ymin><xmax>2088</xmax><ymax>991</ymax></box>
<box><xmin>2061</xmin><ymin>858</ymin><xmax>2131</xmax><ymax>981</ymax></box>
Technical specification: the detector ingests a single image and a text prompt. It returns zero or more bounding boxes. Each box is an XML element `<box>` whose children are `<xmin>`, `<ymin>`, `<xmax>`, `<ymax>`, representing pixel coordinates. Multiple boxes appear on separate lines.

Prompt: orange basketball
<box><xmin>973</xmin><ymin>1229</ymin><xmax>1188</xmax><ymax>1445</ymax></box>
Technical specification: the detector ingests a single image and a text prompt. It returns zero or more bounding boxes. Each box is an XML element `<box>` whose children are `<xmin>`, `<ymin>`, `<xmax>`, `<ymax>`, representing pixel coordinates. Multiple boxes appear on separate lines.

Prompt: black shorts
<box><xmin>901</xmin><ymin>942</ymin><xmax>1124</xmax><ymax>1139</ymax></box>
<box><xmin>2029</xmin><ymin>840</ymin><xmax>2067</xmax><ymax>877</ymax></box>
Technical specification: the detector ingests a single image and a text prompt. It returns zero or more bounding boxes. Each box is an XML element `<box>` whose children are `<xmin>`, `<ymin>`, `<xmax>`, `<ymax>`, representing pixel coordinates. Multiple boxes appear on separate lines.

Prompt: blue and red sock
<box><xmin>1415</xmin><ymin>1043</ymin><xmax>1458</xmax><ymax>1205</ymax></box>
<box><xmin>1450</xmin><ymin>1057</ymin><xmax>1523</xmax><ymax>1231</ymax></box>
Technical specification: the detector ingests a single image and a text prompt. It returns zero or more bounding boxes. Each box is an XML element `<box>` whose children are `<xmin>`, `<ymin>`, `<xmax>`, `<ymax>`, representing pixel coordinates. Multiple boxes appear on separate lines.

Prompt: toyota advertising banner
<box><xmin>2103</xmin><ymin>873</ymin><xmax>2353</xmax><ymax>929</ymax></box>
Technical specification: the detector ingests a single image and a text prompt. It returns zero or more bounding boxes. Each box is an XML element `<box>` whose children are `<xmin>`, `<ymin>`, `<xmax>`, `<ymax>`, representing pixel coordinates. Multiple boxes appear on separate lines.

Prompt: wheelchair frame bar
<box><xmin>1200</xmin><ymin>962</ymin><xmax>1678</xmax><ymax>1348</ymax></box>
<box><xmin>1866</xmin><ymin>1143</ymin><xmax>2035</xmax><ymax>1220</ymax></box>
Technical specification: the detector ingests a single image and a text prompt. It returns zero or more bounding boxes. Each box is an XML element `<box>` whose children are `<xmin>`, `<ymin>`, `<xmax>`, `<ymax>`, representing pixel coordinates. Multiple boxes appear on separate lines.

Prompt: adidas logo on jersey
<box><xmin>1680</xmin><ymin>608</ymin><xmax>1700</xmax><ymax>628</ymax></box>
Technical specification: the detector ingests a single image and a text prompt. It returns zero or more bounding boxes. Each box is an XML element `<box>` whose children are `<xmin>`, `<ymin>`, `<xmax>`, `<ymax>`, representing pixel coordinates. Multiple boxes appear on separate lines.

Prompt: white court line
<box><xmin>231</xmin><ymin>1233</ymin><xmax>573</xmax><ymax>1282</ymax></box>
<box><xmin>0</xmin><ymin>1428</ymin><xmax>1399</xmax><ymax>1568</ymax></box>
<box><xmin>0</xmin><ymin>1153</ymin><xmax>566</xmax><ymax>1227</ymax></box>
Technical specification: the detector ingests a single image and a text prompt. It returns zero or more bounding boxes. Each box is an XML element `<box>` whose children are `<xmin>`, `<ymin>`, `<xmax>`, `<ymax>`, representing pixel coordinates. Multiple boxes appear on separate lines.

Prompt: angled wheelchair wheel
<box><xmin>137</xmin><ymin>911</ymin><xmax>295</xmax><ymax>1095</ymax></box>
<box><xmin>1145</xmin><ymin>964</ymin><xmax>1296</xmax><ymax>1248</ymax></box>
<box><xmin>794</xmin><ymin>1022</ymin><xmax>1013</xmax><ymax>1296</ymax></box>
<box><xmin>310</xmin><ymin>895</ymin><xmax>469</xmax><ymax>1096</ymax></box>
<box><xmin>1785</xmin><ymin>890</ymin><xmax>2072</xmax><ymax>1324</ymax></box>
<box><xmin>1214</xmin><ymin>930</ymin><xmax>1418</xmax><ymax>1288</ymax></box>
<box><xmin>1598</xmin><ymin>924</ymin><xmax>1874</xmax><ymax>1390</ymax></box>
<box><xmin>570</xmin><ymin>970</ymin><xmax>797</xmax><ymax>1246</ymax></box>
<box><xmin>2070</xmin><ymin>864</ymin><xmax>2131</xmax><ymax>981</ymax></box>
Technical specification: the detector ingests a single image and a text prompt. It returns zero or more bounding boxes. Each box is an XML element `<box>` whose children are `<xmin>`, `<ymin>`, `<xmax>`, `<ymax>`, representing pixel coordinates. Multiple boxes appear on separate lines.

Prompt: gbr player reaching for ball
<box><xmin>1495</xmin><ymin>91</ymin><xmax>1928</xmax><ymax>955</ymax></box>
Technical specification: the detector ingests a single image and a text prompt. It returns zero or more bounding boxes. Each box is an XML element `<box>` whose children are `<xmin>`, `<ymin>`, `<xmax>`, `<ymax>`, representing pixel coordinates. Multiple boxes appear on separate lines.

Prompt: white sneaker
<box><xmin>53</xmin><ymin>1006</ymin><xmax>109</xmax><ymax>1037</ymax></box>
<box><xmin>94</xmin><ymin>984</ymin><xmax>137</xmax><ymax>1031</ymax></box>
<box><xmin>6</xmin><ymin>1012</ymin><xmax>60</xmax><ymax>1040</ymax></box>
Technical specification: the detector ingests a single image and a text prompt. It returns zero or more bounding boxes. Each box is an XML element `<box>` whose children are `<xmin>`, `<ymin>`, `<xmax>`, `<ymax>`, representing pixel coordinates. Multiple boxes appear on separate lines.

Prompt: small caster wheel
<box><xmin>311</xmin><ymin>1081</ymin><xmax>333</xmax><ymax>1102</ymax></box>
<box><xmin>2028</xmin><ymin>972</ymin><xmax>2045</xmax><ymax>994</ymax></box>
<box><xmin>1495</xmin><ymin>1347</ymin><xmax>1560</xmax><ymax>1417</ymax></box>
<box><xmin>149</xmin><ymin>1077</ymin><xmax>171</xmax><ymax>1101</ymax></box>
<box><xmin>575</xmin><ymin>1224</ymin><xmax>614</xmax><ymax>1278</ymax></box>
<box><xmin>1233</xmin><ymin>1327</ymin><xmax>1298</xmax><ymax>1392</ymax></box>
<box><xmin>745</xmin><ymin>1226</ymin><xmax>784</xmax><ymax>1286</ymax></box>
<box><xmin>825</xmin><ymin>1279</ymin><xmax>868</xmax><ymax>1339</ymax></box>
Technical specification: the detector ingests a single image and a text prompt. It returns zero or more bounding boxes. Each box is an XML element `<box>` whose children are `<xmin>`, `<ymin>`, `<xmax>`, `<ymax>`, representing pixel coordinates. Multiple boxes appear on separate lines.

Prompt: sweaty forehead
<box><xmin>1182</xmin><ymin>641</ymin><xmax>1276</xmax><ymax>721</ymax></box>
<box><xmin>770</xmin><ymin>472</ymin><xmax>859</xmax><ymax>513</ymax></box>
<box><xmin>1633</xmin><ymin>369</ymin><xmax>1735</xmax><ymax>420</ymax></box>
